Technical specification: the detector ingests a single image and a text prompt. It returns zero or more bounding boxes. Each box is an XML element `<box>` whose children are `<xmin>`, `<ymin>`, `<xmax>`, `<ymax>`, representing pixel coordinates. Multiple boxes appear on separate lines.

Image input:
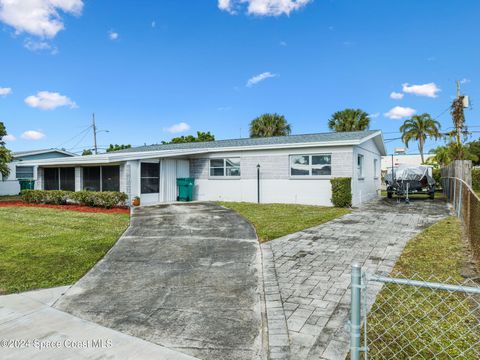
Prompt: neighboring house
<box><xmin>0</xmin><ymin>149</ymin><xmax>76</xmax><ymax>196</ymax></box>
<box><xmin>381</xmin><ymin>154</ymin><xmax>434</xmax><ymax>172</ymax></box>
<box><xmin>18</xmin><ymin>130</ymin><xmax>386</xmax><ymax>206</ymax></box>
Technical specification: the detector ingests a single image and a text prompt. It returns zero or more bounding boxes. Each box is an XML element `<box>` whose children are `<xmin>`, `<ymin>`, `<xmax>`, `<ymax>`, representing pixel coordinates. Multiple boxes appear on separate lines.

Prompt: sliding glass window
<box><xmin>44</xmin><ymin>168</ymin><xmax>59</xmax><ymax>190</ymax></box>
<box><xmin>83</xmin><ymin>167</ymin><xmax>101</xmax><ymax>191</ymax></box>
<box><xmin>83</xmin><ymin>166</ymin><xmax>120</xmax><ymax>192</ymax></box>
<box><xmin>102</xmin><ymin>166</ymin><xmax>120</xmax><ymax>191</ymax></box>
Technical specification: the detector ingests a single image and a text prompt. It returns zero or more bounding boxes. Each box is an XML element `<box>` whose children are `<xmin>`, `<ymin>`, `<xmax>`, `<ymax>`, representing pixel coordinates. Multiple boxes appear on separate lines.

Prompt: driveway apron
<box><xmin>55</xmin><ymin>203</ymin><xmax>265</xmax><ymax>360</ymax></box>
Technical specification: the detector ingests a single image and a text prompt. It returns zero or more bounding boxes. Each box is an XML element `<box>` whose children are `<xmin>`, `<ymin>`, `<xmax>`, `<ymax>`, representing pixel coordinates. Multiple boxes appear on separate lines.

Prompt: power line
<box><xmin>56</xmin><ymin>125</ymin><xmax>92</xmax><ymax>148</ymax></box>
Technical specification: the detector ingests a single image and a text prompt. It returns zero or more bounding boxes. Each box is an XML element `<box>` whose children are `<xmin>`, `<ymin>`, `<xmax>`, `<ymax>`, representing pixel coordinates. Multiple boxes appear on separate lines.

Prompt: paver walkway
<box><xmin>55</xmin><ymin>203</ymin><xmax>265</xmax><ymax>360</ymax></box>
<box><xmin>262</xmin><ymin>198</ymin><xmax>449</xmax><ymax>359</ymax></box>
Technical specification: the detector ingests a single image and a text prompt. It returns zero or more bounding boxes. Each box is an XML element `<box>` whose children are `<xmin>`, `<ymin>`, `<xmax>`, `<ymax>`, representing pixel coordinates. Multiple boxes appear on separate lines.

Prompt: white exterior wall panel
<box><xmin>352</xmin><ymin>139</ymin><xmax>382</xmax><ymax>206</ymax></box>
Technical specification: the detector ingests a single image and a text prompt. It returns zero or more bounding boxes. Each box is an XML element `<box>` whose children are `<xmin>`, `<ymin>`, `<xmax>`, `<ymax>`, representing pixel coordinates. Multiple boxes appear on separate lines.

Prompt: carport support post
<box><xmin>256</xmin><ymin>164</ymin><xmax>260</xmax><ymax>204</ymax></box>
<box><xmin>350</xmin><ymin>263</ymin><xmax>362</xmax><ymax>360</ymax></box>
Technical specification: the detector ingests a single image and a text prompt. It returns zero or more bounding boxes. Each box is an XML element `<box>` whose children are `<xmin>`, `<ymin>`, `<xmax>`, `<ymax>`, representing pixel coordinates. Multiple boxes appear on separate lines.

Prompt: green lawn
<box><xmin>217</xmin><ymin>202</ymin><xmax>349</xmax><ymax>243</ymax></box>
<box><xmin>0</xmin><ymin>207</ymin><xmax>129</xmax><ymax>294</ymax></box>
<box><xmin>365</xmin><ymin>217</ymin><xmax>480</xmax><ymax>358</ymax></box>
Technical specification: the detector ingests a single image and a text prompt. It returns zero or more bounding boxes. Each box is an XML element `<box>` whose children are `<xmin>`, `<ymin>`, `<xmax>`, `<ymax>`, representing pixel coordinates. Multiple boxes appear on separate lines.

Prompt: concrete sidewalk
<box><xmin>0</xmin><ymin>286</ymin><xmax>198</xmax><ymax>360</ymax></box>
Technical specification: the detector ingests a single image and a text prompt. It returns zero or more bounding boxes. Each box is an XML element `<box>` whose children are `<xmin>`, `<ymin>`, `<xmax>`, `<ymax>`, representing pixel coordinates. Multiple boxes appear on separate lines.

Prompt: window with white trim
<box><xmin>290</xmin><ymin>154</ymin><xmax>331</xmax><ymax>176</ymax></box>
<box><xmin>357</xmin><ymin>154</ymin><xmax>364</xmax><ymax>179</ymax></box>
<box><xmin>16</xmin><ymin>166</ymin><xmax>34</xmax><ymax>179</ymax></box>
<box><xmin>209</xmin><ymin>158</ymin><xmax>240</xmax><ymax>177</ymax></box>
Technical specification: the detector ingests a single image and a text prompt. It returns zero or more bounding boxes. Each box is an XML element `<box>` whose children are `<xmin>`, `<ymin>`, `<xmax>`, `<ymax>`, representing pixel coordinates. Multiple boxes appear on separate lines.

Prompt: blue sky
<box><xmin>1</xmin><ymin>0</ymin><xmax>479</xmax><ymax>154</ymax></box>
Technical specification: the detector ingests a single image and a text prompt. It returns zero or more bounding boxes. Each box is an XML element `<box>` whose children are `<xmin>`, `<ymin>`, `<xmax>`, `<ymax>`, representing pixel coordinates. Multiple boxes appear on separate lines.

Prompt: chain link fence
<box><xmin>349</xmin><ymin>265</ymin><xmax>480</xmax><ymax>359</ymax></box>
<box><xmin>443</xmin><ymin>177</ymin><xmax>480</xmax><ymax>262</ymax></box>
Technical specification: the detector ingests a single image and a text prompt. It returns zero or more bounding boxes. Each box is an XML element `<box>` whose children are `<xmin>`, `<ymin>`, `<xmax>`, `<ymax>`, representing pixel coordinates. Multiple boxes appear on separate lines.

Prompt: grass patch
<box><xmin>366</xmin><ymin>217</ymin><xmax>480</xmax><ymax>358</ymax></box>
<box><xmin>217</xmin><ymin>202</ymin><xmax>349</xmax><ymax>243</ymax></box>
<box><xmin>0</xmin><ymin>207</ymin><xmax>129</xmax><ymax>294</ymax></box>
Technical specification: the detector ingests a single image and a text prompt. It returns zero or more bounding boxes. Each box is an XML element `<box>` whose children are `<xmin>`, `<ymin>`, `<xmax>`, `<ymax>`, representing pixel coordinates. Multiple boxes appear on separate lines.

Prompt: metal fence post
<box><xmin>351</xmin><ymin>263</ymin><xmax>362</xmax><ymax>360</ymax></box>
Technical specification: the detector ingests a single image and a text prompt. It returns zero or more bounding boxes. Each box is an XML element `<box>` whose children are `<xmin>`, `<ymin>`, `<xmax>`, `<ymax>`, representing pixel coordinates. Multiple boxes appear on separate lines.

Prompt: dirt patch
<box><xmin>0</xmin><ymin>201</ymin><xmax>130</xmax><ymax>214</ymax></box>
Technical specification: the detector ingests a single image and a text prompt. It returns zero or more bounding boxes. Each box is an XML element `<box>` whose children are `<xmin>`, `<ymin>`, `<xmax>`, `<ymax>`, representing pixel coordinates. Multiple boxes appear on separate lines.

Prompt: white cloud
<box><xmin>0</xmin><ymin>0</ymin><xmax>84</xmax><ymax>38</ymax></box>
<box><xmin>460</xmin><ymin>78</ymin><xmax>470</xmax><ymax>84</ymax></box>
<box><xmin>390</xmin><ymin>91</ymin><xmax>404</xmax><ymax>100</ymax></box>
<box><xmin>21</xmin><ymin>130</ymin><xmax>45</xmax><ymax>140</ymax></box>
<box><xmin>3</xmin><ymin>134</ymin><xmax>16</xmax><ymax>141</ymax></box>
<box><xmin>24</xmin><ymin>91</ymin><xmax>77</xmax><ymax>110</ymax></box>
<box><xmin>218</xmin><ymin>0</ymin><xmax>312</xmax><ymax>16</ymax></box>
<box><xmin>23</xmin><ymin>38</ymin><xmax>57</xmax><ymax>53</ymax></box>
<box><xmin>0</xmin><ymin>87</ymin><xmax>12</xmax><ymax>96</ymax></box>
<box><xmin>384</xmin><ymin>106</ymin><xmax>416</xmax><ymax>120</ymax></box>
<box><xmin>402</xmin><ymin>82</ymin><xmax>440</xmax><ymax>98</ymax></box>
<box><xmin>164</xmin><ymin>122</ymin><xmax>190</xmax><ymax>134</ymax></box>
<box><xmin>369</xmin><ymin>112</ymin><xmax>380</xmax><ymax>118</ymax></box>
<box><xmin>246</xmin><ymin>71</ymin><xmax>277</xmax><ymax>87</ymax></box>
<box><xmin>108</xmin><ymin>30</ymin><xmax>119</xmax><ymax>40</ymax></box>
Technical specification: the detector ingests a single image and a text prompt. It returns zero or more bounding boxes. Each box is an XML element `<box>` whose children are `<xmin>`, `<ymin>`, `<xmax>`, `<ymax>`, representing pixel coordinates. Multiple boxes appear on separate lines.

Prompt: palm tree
<box><xmin>328</xmin><ymin>108</ymin><xmax>370</xmax><ymax>132</ymax></box>
<box><xmin>249</xmin><ymin>113</ymin><xmax>291</xmax><ymax>138</ymax></box>
<box><xmin>400</xmin><ymin>113</ymin><xmax>441</xmax><ymax>163</ymax></box>
<box><xmin>428</xmin><ymin>146</ymin><xmax>451</xmax><ymax>167</ymax></box>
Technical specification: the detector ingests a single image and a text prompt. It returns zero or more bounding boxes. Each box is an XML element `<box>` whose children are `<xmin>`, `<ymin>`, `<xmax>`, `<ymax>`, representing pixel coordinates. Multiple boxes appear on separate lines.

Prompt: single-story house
<box><xmin>0</xmin><ymin>148</ymin><xmax>76</xmax><ymax>196</ymax></box>
<box><xmin>16</xmin><ymin>130</ymin><xmax>386</xmax><ymax>206</ymax></box>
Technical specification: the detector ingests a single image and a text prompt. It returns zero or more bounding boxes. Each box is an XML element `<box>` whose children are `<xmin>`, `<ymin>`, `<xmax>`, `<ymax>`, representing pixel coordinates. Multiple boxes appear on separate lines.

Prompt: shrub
<box><xmin>20</xmin><ymin>190</ymin><xmax>71</xmax><ymax>205</ymax></box>
<box><xmin>70</xmin><ymin>191</ymin><xmax>128</xmax><ymax>208</ymax></box>
<box><xmin>432</xmin><ymin>168</ymin><xmax>442</xmax><ymax>189</ymax></box>
<box><xmin>473</xmin><ymin>168</ymin><xmax>480</xmax><ymax>191</ymax></box>
<box><xmin>21</xmin><ymin>190</ymin><xmax>128</xmax><ymax>208</ymax></box>
<box><xmin>330</xmin><ymin>177</ymin><xmax>352</xmax><ymax>208</ymax></box>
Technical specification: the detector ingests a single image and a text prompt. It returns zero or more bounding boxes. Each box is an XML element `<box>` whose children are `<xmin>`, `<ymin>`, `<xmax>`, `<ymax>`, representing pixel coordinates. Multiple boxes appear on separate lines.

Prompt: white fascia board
<box><xmin>358</xmin><ymin>131</ymin><xmax>387</xmax><ymax>156</ymax></box>
<box><xmin>20</xmin><ymin>139</ymin><xmax>365</xmax><ymax>166</ymax></box>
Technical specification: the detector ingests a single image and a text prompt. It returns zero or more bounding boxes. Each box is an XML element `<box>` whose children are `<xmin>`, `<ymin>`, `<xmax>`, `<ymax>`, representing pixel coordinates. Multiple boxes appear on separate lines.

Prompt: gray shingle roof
<box><xmin>115</xmin><ymin>130</ymin><xmax>380</xmax><ymax>154</ymax></box>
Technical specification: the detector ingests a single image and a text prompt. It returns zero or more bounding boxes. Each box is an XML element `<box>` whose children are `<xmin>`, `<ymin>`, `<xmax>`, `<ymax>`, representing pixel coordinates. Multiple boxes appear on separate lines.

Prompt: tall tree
<box><xmin>328</xmin><ymin>108</ymin><xmax>370</xmax><ymax>132</ymax></box>
<box><xmin>0</xmin><ymin>122</ymin><xmax>12</xmax><ymax>178</ymax></box>
<box><xmin>106</xmin><ymin>144</ymin><xmax>132</xmax><ymax>152</ymax></box>
<box><xmin>82</xmin><ymin>149</ymin><xmax>93</xmax><ymax>156</ymax></box>
<box><xmin>400</xmin><ymin>113</ymin><xmax>441</xmax><ymax>163</ymax></box>
<box><xmin>162</xmin><ymin>131</ymin><xmax>215</xmax><ymax>144</ymax></box>
<box><xmin>249</xmin><ymin>113</ymin><xmax>291</xmax><ymax>138</ymax></box>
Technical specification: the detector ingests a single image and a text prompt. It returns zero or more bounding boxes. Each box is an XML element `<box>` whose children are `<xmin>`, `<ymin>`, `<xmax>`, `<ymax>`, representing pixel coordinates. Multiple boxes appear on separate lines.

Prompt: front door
<box><xmin>140</xmin><ymin>161</ymin><xmax>160</xmax><ymax>204</ymax></box>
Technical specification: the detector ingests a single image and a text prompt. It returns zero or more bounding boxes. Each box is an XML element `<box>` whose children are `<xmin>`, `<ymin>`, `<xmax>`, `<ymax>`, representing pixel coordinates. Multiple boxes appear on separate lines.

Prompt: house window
<box><xmin>16</xmin><ymin>166</ymin><xmax>34</xmax><ymax>179</ymax></box>
<box><xmin>43</xmin><ymin>168</ymin><xmax>74</xmax><ymax>190</ymax></box>
<box><xmin>83</xmin><ymin>166</ymin><xmax>120</xmax><ymax>192</ymax></box>
<box><xmin>102</xmin><ymin>166</ymin><xmax>120</xmax><ymax>191</ymax></box>
<box><xmin>357</xmin><ymin>154</ymin><xmax>364</xmax><ymax>179</ymax></box>
<box><xmin>141</xmin><ymin>162</ymin><xmax>160</xmax><ymax>194</ymax></box>
<box><xmin>44</xmin><ymin>168</ymin><xmax>59</xmax><ymax>190</ymax></box>
<box><xmin>59</xmin><ymin>167</ymin><xmax>75</xmax><ymax>191</ymax></box>
<box><xmin>290</xmin><ymin>154</ymin><xmax>331</xmax><ymax>176</ymax></box>
<box><xmin>373</xmin><ymin>159</ymin><xmax>378</xmax><ymax>179</ymax></box>
<box><xmin>83</xmin><ymin>167</ymin><xmax>101</xmax><ymax>191</ymax></box>
<box><xmin>209</xmin><ymin>158</ymin><xmax>240</xmax><ymax>177</ymax></box>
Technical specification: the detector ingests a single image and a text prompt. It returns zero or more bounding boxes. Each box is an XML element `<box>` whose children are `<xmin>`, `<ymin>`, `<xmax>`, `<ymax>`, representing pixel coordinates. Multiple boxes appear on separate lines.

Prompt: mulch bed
<box><xmin>0</xmin><ymin>201</ymin><xmax>130</xmax><ymax>214</ymax></box>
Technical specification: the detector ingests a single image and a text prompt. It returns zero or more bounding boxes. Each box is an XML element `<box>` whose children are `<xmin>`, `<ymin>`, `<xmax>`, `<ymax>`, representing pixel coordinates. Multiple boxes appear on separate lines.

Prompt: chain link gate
<box><xmin>349</xmin><ymin>264</ymin><xmax>480</xmax><ymax>359</ymax></box>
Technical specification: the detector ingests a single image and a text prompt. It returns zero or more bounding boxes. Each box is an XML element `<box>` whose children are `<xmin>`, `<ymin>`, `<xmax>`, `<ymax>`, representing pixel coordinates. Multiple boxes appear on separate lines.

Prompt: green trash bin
<box><xmin>177</xmin><ymin>178</ymin><xmax>195</xmax><ymax>202</ymax></box>
<box><xmin>19</xmin><ymin>179</ymin><xmax>35</xmax><ymax>191</ymax></box>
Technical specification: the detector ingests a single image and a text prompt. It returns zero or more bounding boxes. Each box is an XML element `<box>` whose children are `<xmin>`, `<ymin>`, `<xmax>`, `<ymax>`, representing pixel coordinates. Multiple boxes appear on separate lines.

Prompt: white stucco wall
<box><xmin>352</xmin><ymin>139</ymin><xmax>382</xmax><ymax>206</ymax></box>
<box><xmin>190</xmin><ymin>146</ymin><xmax>354</xmax><ymax>206</ymax></box>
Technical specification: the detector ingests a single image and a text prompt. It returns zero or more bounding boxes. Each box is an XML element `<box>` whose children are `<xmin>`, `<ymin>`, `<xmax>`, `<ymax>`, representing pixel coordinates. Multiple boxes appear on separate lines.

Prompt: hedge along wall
<box><xmin>330</xmin><ymin>177</ymin><xmax>352</xmax><ymax>207</ymax></box>
<box><xmin>20</xmin><ymin>190</ymin><xmax>128</xmax><ymax>208</ymax></box>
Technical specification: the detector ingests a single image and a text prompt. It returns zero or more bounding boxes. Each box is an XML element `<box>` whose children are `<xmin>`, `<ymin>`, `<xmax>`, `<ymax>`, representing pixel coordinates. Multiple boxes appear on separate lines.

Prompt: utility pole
<box><xmin>92</xmin><ymin>113</ymin><xmax>98</xmax><ymax>155</ymax></box>
<box><xmin>456</xmin><ymin>80</ymin><xmax>461</xmax><ymax>99</ymax></box>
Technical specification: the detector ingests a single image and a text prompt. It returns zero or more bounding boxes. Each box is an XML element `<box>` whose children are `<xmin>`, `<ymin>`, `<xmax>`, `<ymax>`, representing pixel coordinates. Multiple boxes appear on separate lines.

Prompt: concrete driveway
<box><xmin>55</xmin><ymin>203</ymin><xmax>265</xmax><ymax>360</ymax></box>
